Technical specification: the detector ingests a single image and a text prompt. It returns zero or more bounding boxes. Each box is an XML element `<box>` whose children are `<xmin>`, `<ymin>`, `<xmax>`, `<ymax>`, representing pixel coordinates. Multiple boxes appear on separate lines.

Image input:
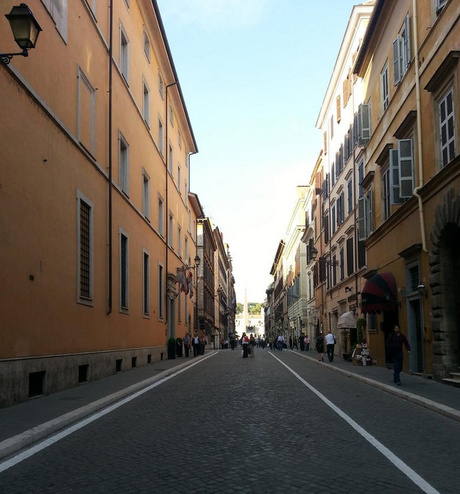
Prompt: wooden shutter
<box><xmin>336</xmin><ymin>95</ymin><xmax>342</xmax><ymax>122</ymax></box>
<box><xmin>323</xmin><ymin>131</ymin><xmax>328</xmax><ymax>154</ymax></box>
<box><xmin>390</xmin><ymin>148</ymin><xmax>404</xmax><ymax>204</ymax></box>
<box><xmin>360</xmin><ymin>104</ymin><xmax>371</xmax><ymax>144</ymax></box>
<box><xmin>404</xmin><ymin>15</ymin><xmax>411</xmax><ymax>69</ymax></box>
<box><xmin>347</xmin><ymin>237</ymin><xmax>354</xmax><ymax>276</ymax></box>
<box><xmin>358</xmin><ymin>197</ymin><xmax>365</xmax><ymax>240</ymax></box>
<box><xmin>393</xmin><ymin>38</ymin><xmax>401</xmax><ymax>85</ymax></box>
<box><xmin>399</xmin><ymin>139</ymin><xmax>414</xmax><ymax>198</ymax></box>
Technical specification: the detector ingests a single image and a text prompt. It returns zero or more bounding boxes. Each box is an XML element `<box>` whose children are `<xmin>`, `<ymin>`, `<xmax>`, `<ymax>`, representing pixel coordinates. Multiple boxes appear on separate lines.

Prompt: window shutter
<box><xmin>324</xmin><ymin>213</ymin><xmax>329</xmax><ymax>243</ymax></box>
<box><xmin>347</xmin><ymin>237</ymin><xmax>354</xmax><ymax>277</ymax></box>
<box><xmin>393</xmin><ymin>38</ymin><xmax>401</xmax><ymax>85</ymax></box>
<box><xmin>336</xmin><ymin>95</ymin><xmax>342</xmax><ymax>122</ymax></box>
<box><xmin>323</xmin><ymin>131</ymin><xmax>327</xmax><ymax>154</ymax></box>
<box><xmin>399</xmin><ymin>139</ymin><xmax>414</xmax><ymax>198</ymax></box>
<box><xmin>389</xmin><ymin>148</ymin><xmax>404</xmax><ymax>204</ymax></box>
<box><xmin>358</xmin><ymin>197</ymin><xmax>365</xmax><ymax>240</ymax></box>
<box><xmin>405</xmin><ymin>15</ymin><xmax>411</xmax><ymax>68</ymax></box>
<box><xmin>360</xmin><ymin>104</ymin><xmax>371</xmax><ymax>144</ymax></box>
<box><xmin>365</xmin><ymin>189</ymin><xmax>374</xmax><ymax>235</ymax></box>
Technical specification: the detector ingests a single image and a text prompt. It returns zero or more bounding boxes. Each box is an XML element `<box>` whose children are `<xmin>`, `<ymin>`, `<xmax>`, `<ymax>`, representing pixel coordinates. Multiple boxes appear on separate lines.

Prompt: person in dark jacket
<box><xmin>316</xmin><ymin>332</ymin><xmax>324</xmax><ymax>362</ymax></box>
<box><xmin>386</xmin><ymin>325</ymin><xmax>411</xmax><ymax>386</ymax></box>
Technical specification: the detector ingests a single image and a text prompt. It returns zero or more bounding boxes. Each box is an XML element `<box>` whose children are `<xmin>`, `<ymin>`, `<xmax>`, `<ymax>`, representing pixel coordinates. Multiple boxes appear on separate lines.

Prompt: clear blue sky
<box><xmin>157</xmin><ymin>0</ymin><xmax>361</xmax><ymax>304</ymax></box>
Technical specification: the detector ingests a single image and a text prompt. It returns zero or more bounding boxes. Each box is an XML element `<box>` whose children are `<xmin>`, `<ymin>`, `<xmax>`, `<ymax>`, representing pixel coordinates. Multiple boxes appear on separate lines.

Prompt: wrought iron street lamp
<box><xmin>310</xmin><ymin>246</ymin><xmax>339</xmax><ymax>266</ymax></box>
<box><xmin>1</xmin><ymin>4</ymin><xmax>42</xmax><ymax>65</ymax></box>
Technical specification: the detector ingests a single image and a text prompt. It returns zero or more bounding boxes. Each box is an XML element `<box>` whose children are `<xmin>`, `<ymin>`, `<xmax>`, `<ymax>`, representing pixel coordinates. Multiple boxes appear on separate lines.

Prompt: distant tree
<box><xmin>248</xmin><ymin>303</ymin><xmax>262</xmax><ymax>315</ymax></box>
<box><xmin>236</xmin><ymin>303</ymin><xmax>243</xmax><ymax>314</ymax></box>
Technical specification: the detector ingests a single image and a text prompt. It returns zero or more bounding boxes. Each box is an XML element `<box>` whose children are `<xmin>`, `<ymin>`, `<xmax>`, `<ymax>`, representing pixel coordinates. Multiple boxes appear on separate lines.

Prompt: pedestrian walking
<box><xmin>184</xmin><ymin>332</ymin><xmax>191</xmax><ymax>358</ymax></box>
<box><xmin>293</xmin><ymin>336</ymin><xmax>298</xmax><ymax>350</ymax></box>
<box><xmin>249</xmin><ymin>334</ymin><xmax>256</xmax><ymax>358</ymax></box>
<box><xmin>386</xmin><ymin>325</ymin><xmax>411</xmax><ymax>386</ymax></box>
<box><xmin>305</xmin><ymin>335</ymin><xmax>310</xmax><ymax>351</ymax></box>
<box><xmin>316</xmin><ymin>332</ymin><xmax>324</xmax><ymax>362</ymax></box>
<box><xmin>325</xmin><ymin>330</ymin><xmax>336</xmax><ymax>362</ymax></box>
<box><xmin>192</xmin><ymin>333</ymin><xmax>200</xmax><ymax>357</ymax></box>
<box><xmin>241</xmin><ymin>332</ymin><xmax>249</xmax><ymax>358</ymax></box>
<box><xmin>299</xmin><ymin>333</ymin><xmax>305</xmax><ymax>351</ymax></box>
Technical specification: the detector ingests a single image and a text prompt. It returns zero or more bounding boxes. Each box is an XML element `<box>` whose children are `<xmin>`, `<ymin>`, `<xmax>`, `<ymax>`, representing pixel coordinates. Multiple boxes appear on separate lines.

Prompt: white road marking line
<box><xmin>270</xmin><ymin>352</ymin><xmax>440</xmax><ymax>494</ymax></box>
<box><xmin>0</xmin><ymin>353</ymin><xmax>217</xmax><ymax>474</ymax></box>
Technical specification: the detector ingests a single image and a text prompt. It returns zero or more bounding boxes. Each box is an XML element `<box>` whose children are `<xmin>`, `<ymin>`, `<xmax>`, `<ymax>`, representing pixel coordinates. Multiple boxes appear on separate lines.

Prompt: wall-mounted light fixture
<box><xmin>345</xmin><ymin>286</ymin><xmax>353</xmax><ymax>293</ymax></box>
<box><xmin>1</xmin><ymin>4</ymin><xmax>42</xmax><ymax>65</ymax></box>
<box><xmin>310</xmin><ymin>247</ymin><xmax>339</xmax><ymax>266</ymax></box>
<box><xmin>417</xmin><ymin>284</ymin><xmax>427</xmax><ymax>298</ymax></box>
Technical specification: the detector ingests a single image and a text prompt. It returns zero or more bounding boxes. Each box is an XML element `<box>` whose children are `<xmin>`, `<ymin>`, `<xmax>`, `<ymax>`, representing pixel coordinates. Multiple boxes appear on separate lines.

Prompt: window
<box><xmin>119</xmin><ymin>24</ymin><xmax>129</xmax><ymax>83</ymax></box>
<box><xmin>168</xmin><ymin>142</ymin><xmax>173</xmax><ymax>175</ymax></box>
<box><xmin>331</xmin><ymin>203</ymin><xmax>336</xmax><ymax>235</ymax></box>
<box><xmin>331</xmin><ymin>255</ymin><xmax>337</xmax><ymax>286</ymax></box>
<box><xmin>382</xmin><ymin>167</ymin><xmax>391</xmax><ymax>220</ymax></box>
<box><xmin>119</xmin><ymin>132</ymin><xmax>129</xmax><ymax>195</ymax></box>
<box><xmin>178</xmin><ymin>130</ymin><xmax>182</xmax><ymax>149</ymax></box>
<box><xmin>142</xmin><ymin>169</ymin><xmax>150</xmax><ymax>219</ymax></box>
<box><xmin>143</xmin><ymin>250</ymin><xmax>150</xmax><ymax>316</ymax></box>
<box><xmin>323</xmin><ymin>131</ymin><xmax>328</xmax><ymax>154</ymax></box>
<box><xmin>393</xmin><ymin>15</ymin><xmax>411</xmax><ymax>85</ymax></box>
<box><xmin>169</xmin><ymin>104</ymin><xmax>174</xmax><ymax>127</ymax></box>
<box><xmin>337</xmin><ymin>192</ymin><xmax>344</xmax><ymax>226</ymax></box>
<box><xmin>340</xmin><ymin>247</ymin><xmax>345</xmax><ymax>281</ymax></box>
<box><xmin>177</xmin><ymin>165</ymin><xmax>181</xmax><ymax>191</ymax></box>
<box><xmin>381</xmin><ymin>61</ymin><xmax>389</xmax><ymax>111</ymax></box>
<box><xmin>331</xmin><ymin>164</ymin><xmax>335</xmax><ymax>188</ymax></box>
<box><xmin>169</xmin><ymin>213</ymin><xmax>174</xmax><ymax>247</ymax></box>
<box><xmin>158</xmin><ymin>73</ymin><xmax>164</xmax><ymax>99</ymax></box>
<box><xmin>143</xmin><ymin>29</ymin><xmax>150</xmax><ymax>62</ymax></box>
<box><xmin>158</xmin><ymin>196</ymin><xmax>164</xmax><ymax>236</ymax></box>
<box><xmin>143</xmin><ymin>79</ymin><xmax>150</xmax><ymax>126</ymax></box>
<box><xmin>158</xmin><ymin>118</ymin><xmax>164</xmax><ymax>155</ymax></box>
<box><xmin>330</xmin><ymin>115</ymin><xmax>334</xmax><ymax>139</ymax></box>
<box><xmin>120</xmin><ymin>230</ymin><xmax>129</xmax><ymax>311</ymax></box>
<box><xmin>42</xmin><ymin>0</ymin><xmax>68</xmax><ymax>41</ymax></box>
<box><xmin>77</xmin><ymin>191</ymin><xmax>93</xmax><ymax>305</ymax></box>
<box><xmin>358</xmin><ymin>189</ymin><xmax>374</xmax><ymax>240</ymax></box>
<box><xmin>357</xmin><ymin>104</ymin><xmax>371</xmax><ymax>146</ymax></box>
<box><xmin>347</xmin><ymin>177</ymin><xmax>353</xmax><ymax>214</ymax></box>
<box><xmin>358</xmin><ymin>160</ymin><xmax>364</xmax><ymax>199</ymax></box>
<box><xmin>439</xmin><ymin>87</ymin><xmax>456</xmax><ymax>168</ymax></box>
<box><xmin>185</xmin><ymin>237</ymin><xmax>188</xmax><ymax>262</ymax></box>
<box><xmin>77</xmin><ymin>67</ymin><xmax>96</xmax><ymax>156</ymax></box>
<box><xmin>336</xmin><ymin>95</ymin><xmax>342</xmax><ymax>123</ymax></box>
<box><xmin>177</xmin><ymin>225</ymin><xmax>181</xmax><ymax>257</ymax></box>
<box><xmin>158</xmin><ymin>264</ymin><xmax>164</xmax><ymax>319</ymax></box>
<box><xmin>346</xmin><ymin>237</ymin><xmax>354</xmax><ymax>277</ymax></box>
<box><xmin>390</xmin><ymin>139</ymin><xmax>414</xmax><ymax>199</ymax></box>
<box><xmin>436</xmin><ymin>0</ymin><xmax>448</xmax><ymax>15</ymax></box>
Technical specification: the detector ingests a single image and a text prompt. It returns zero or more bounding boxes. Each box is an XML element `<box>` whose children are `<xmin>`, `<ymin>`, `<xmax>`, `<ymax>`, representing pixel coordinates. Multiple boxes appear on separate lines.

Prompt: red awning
<box><xmin>361</xmin><ymin>272</ymin><xmax>397</xmax><ymax>314</ymax></box>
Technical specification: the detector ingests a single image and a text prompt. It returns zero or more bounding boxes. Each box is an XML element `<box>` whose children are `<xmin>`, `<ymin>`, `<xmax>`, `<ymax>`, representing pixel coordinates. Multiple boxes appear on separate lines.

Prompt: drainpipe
<box><xmin>107</xmin><ymin>0</ymin><xmax>114</xmax><ymax>315</ymax></box>
<box><xmin>165</xmin><ymin>81</ymin><xmax>177</xmax><ymax>332</ymax></box>
<box><xmin>412</xmin><ymin>0</ymin><xmax>428</xmax><ymax>253</ymax></box>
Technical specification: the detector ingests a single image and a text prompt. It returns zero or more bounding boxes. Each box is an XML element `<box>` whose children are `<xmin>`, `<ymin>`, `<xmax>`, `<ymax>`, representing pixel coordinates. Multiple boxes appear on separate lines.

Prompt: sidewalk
<box><xmin>0</xmin><ymin>353</ymin><xmax>209</xmax><ymax>461</ymax></box>
<box><xmin>1</xmin><ymin>349</ymin><xmax>460</xmax><ymax>462</ymax></box>
<box><xmin>291</xmin><ymin>348</ymin><xmax>460</xmax><ymax>422</ymax></box>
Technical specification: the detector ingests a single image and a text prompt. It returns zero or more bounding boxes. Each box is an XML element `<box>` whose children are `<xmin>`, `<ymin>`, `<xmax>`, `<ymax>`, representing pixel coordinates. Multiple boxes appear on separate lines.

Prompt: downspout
<box><xmin>107</xmin><ymin>0</ymin><xmax>114</xmax><ymax>314</ymax></box>
<box><xmin>412</xmin><ymin>0</ymin><xmax>428</xmax><ymax>253</ymax></box>
<box><xmin>165</xmin><ymin>81</ymin><xmax>177</xmax><ymax>330</ymax></box>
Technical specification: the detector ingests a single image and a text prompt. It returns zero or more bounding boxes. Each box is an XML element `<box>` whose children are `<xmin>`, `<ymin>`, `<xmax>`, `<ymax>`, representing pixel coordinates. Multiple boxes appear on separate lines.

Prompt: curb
<box><xmin>292</xmin><ymin>351</ymin><xmax>460</xmax><ymax>423</ymax></box>
<box><xmin>0</xmin><ymin>353</ymin><xmax>216</xmax><ymax>461</ymax></box>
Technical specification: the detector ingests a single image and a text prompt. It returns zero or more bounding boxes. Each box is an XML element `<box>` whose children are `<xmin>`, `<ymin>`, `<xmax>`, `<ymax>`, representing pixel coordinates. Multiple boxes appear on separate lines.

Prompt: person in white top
<box><xmin>325</xmin><ymin>330</ymin><xmax>336</xmax><ymax>362</ymax></box>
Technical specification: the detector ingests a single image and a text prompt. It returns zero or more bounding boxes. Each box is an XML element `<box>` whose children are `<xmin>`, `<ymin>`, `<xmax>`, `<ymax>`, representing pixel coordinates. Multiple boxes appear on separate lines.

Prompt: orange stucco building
<box><xmin>0</xmin><ymin>0</ymin><xmax>201</xmax><ymax>406</ymax></box>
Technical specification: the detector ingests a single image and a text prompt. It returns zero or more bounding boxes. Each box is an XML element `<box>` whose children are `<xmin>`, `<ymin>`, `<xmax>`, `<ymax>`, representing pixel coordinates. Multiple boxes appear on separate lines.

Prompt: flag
<box><xmin>187</xmin><ymin>271</ymin><xmax>193</xmax><ymax>298</ymax></box>
<box><xmin>176</xmin><ymin>267</ymin><xmax>187</xmax><ymax>293</ymax></box>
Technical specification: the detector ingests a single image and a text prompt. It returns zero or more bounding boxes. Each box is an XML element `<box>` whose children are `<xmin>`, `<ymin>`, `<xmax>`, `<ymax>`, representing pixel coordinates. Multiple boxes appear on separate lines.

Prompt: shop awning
<box><xmin>337</xmin><ymin>311</ymin><xmax>356</xmax><ymax>329</ymax></box>
<box><xmin>361</xmin><ymin>272</ymin><xmax>397</xmax><ymax>313</ymax></box>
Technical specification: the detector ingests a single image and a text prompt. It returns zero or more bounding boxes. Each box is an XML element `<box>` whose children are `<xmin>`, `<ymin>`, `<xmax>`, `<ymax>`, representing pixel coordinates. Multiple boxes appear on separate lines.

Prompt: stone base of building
<box><xmin>0</xmin><ymin>347</ymin><xmax>166</xmax><ymax>408</ymax></box>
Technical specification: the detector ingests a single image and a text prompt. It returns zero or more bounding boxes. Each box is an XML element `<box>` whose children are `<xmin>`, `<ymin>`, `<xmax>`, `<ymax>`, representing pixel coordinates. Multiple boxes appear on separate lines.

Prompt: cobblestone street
<box><xmin>1</xmin><ymin>350</ymin><xmax>459</xmax><ymax>493</ymax></box>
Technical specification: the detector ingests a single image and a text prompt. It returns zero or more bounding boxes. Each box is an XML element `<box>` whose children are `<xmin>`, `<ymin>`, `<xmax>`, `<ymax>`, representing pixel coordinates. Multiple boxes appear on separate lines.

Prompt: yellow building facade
<box><xmin>0</xmin><ymin>0</ymin><xmax>200</xmax><ymax>406</ymax></box>
<box><xmin>355</xmin><ymin>0</ymin><xmax>460</xmax><ymax>380</ymax></box>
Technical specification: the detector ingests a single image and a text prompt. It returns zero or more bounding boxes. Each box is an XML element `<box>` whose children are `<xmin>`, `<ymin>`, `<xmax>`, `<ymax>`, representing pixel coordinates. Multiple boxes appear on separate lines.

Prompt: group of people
<box><xmin>240</xmin><ymin>332</ymin><xmax>256</xmax><ymax>358</ymax></box>
<box><xmin>183</xmin><ymin>332</ymin><xmax>207</xmax><ymax>358</ymax></box>
<box><xmin>315</xmin><ymin>330</ymin><xmax>337</xmax><ymax>362</ymax></box>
